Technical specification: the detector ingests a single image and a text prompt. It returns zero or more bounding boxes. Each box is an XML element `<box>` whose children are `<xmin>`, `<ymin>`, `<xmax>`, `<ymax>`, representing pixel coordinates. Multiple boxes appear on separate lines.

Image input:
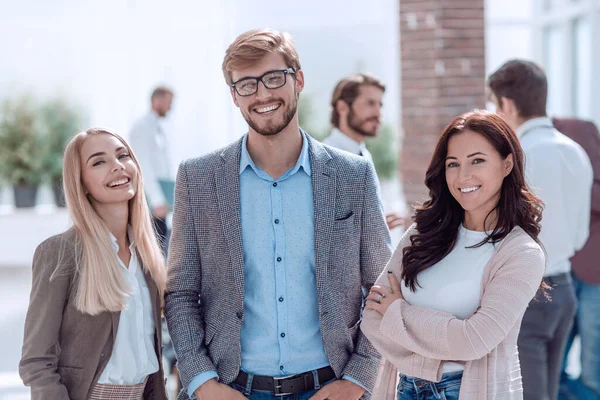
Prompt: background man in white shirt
<box><xmin>129</xmin><ymin>85</ymin><xmax>178</xmax><ymax>396</ymax></box>
<box><xmin>323</xmin><ymin>73</ymin><xmax>405</xmax><ymax>231</ymax></box>
<box><xmin>488</xmin><ymin>59</ymin><xmax>593</xmax><ymax>400</ymax></box>
<box><xmin>129</xmin><ymin>86</ymin><xmax>174</xmax><ymax>252</ymax></box>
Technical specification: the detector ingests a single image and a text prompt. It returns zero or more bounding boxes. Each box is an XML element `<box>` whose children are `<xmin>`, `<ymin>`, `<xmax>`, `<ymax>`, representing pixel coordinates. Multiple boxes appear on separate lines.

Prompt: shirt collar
<box><xmin>239</xmin><ymin>131</ymin><xmax>312</xmax><ymax>177</ymax></box>
<box><xmin>109</xmin><ymin>225</ymin><xmax>135</xmax><ymax>253</ymax></box>
<box><xmin>330</xmin><ymin>128</ymin><xmax>367</xmax><ymax>156</ymax></box>
<box><xmin>516</xmin><ymin>116</ymin><xmax>554</xmax><ymax>139</ymax></box>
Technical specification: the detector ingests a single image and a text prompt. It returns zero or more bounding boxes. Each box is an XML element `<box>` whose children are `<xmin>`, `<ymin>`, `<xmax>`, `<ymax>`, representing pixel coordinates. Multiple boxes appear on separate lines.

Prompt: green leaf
<box><xmin>0</xmin><ymin>95</ymin><xmax>83</xmax><ymax>185</ymax></box>
<box><xmin>0</xmin><ymin>96</ymin><xmax>45</xmax><ymax>185</ymax></box>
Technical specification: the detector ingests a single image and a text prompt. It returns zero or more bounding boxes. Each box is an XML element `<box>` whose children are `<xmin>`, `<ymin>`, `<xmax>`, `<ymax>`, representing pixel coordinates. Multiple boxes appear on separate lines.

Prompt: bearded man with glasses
<box><xmin>164</xmin><ymin>28</ymin><xmax>391</xmax><ymax>400</ymax></box>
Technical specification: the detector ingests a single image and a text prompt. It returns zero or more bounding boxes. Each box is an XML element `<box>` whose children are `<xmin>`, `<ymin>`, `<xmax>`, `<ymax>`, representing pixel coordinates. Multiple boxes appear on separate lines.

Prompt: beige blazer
<box><xmin>19</xmin><ymin>229</ymin><xmax>168</xmax><ymax>400</ymax></box>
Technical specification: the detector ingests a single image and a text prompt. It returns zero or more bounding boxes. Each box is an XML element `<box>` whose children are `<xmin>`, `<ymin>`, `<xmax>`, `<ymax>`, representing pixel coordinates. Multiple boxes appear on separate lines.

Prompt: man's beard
<box><xmin>156</xmin><ymin>106</ymin><xmax>168</xmax><ymax>118</ymax></box>
<box><xmin>243</xmin><ymin>96</ymin><xmax>298</xmax><ymax>136</ymax></box>
<box><xmin>347</xmin><ymin>107</ymin><xmax>379</xmax><ymax>138</ymax></box>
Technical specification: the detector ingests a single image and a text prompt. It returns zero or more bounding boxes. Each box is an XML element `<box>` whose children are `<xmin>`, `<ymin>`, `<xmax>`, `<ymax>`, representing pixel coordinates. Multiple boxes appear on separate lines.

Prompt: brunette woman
<box><xmin>362</xmin><ymin>110</ymin><xmax>546</xmax><ymax>399</ymax></box>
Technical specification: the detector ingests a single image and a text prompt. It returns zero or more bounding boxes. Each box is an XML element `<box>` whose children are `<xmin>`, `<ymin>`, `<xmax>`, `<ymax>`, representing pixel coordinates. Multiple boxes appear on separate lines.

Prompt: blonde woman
<box><xmin>19</xmin><ymin>128</ymin><xmax>168</xmax><ymax>400</ymax></box>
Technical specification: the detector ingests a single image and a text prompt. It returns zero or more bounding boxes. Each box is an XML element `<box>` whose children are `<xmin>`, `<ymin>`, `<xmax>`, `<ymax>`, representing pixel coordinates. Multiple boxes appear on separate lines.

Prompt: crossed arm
<box><xmin>361</xmin><ymin>228</ymin><xmax>545</xmax><ymax>382</ymax></box>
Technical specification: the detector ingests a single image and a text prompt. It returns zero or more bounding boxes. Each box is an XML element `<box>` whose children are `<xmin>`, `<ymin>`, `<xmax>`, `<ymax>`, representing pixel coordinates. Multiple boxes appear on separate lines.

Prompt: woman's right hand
<box><xmin>365</xmin><ymin>271</ymin><xmax>405</xmax><ymax>316</ymax></box>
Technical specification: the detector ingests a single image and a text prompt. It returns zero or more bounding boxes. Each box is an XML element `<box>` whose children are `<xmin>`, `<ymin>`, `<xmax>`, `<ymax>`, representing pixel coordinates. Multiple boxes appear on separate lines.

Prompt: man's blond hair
<box><xmin>222</xmin><ymin>28</ymin><xmax>301</xmax><ymax>86</ymax></box>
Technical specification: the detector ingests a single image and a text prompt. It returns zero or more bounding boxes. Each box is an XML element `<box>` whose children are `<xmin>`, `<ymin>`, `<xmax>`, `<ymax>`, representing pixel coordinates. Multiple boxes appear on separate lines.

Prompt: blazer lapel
<box><xmin>143</xmin><ymin>268</ymin><xmax>164</xmax><ymax>359</ymax></box>
<box><xmin>308</xmin><ymin>135</ymin><xmax>336</xmax><ymax>300</ymax></box>
<box><xmin>110</xmin><ymin>310</ymin><xmax>120</xmax><ymax>344</ymax></box>
<box><xmin>214</xmin><ymin>138</ymin><xmax>245</xmax><ymax>298</ymax></box>
<box><xmin>144</xmin><ymin>269</ymin><xmax>161</xmax><ymax>333</ymax></box>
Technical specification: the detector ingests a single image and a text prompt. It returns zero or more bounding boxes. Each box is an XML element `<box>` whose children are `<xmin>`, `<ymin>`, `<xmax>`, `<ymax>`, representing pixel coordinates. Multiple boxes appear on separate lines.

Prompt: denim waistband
<box><xmin>399</xmin><ymin>371</ymin><xmax>463</xmax><ymax>390</ymax></box>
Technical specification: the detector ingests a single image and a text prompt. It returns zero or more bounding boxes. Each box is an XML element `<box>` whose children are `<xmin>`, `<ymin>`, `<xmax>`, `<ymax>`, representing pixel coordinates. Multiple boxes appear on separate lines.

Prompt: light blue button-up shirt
<box><xmin>188</xmin><ymin>133</ymin><xmax>365</xmax><ymax>397</ymax></box>
<box><xmin>237</xmin><ymin>133</ymin><xmax>328</xmax><ymax>376</ymax></box>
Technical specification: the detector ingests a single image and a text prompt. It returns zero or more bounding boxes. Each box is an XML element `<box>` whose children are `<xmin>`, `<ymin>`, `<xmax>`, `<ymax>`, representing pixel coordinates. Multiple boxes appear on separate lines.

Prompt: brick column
<box><xmin>399</xmin><ymin>0</ymin><xmax>486</xmax><ymax>207</ymax></box>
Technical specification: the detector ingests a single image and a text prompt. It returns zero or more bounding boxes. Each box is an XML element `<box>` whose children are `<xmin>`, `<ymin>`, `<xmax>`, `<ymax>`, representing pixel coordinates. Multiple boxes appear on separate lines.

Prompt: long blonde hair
<box><xmin>60</xmin><ymin>128</ymin><xmax>166</xmax><ymax>315</ymax></box>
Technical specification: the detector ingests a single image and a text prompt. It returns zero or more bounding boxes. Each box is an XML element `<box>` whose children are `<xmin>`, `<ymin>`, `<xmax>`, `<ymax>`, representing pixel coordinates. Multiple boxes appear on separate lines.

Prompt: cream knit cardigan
<box><xmin>361</xmin><ymin>224</ymin><xmax>545</xmax><ymax>399</ymax></box>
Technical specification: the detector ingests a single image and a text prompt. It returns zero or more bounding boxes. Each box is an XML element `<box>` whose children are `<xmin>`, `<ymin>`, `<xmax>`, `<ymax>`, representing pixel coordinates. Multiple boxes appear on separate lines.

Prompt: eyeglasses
<box><xmin>231</xmin><ymin>68</ymin><xmax>295</xmax><ymax>96</ymax></box>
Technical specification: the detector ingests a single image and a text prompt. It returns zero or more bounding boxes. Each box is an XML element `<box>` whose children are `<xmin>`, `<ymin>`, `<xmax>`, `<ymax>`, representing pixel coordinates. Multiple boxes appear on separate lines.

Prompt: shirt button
<box><xmin>281</xmin><ymin>332</ymin><xmax>286</xmax><ymax>338</ymax></box>
<box><xmin>279</xmin><ymin>297</ymin><xmax>284</xmax><ymax>302</ymax></box>
<box><xmin>273</xmin><ymin>182</ymin><xmax>278</xmax><ymax>187</ymax></box>
<box><xmin>274</xmin><ymin>219</ymin><xmax>279</xmax><ymax>224</ymax></box>
<box><xmin>277</xmin><ymin>257</ymin><xmax>282</xmax><ymax>262</ymax></box>
<box><xmin>280</xmin><ymin>366</ymin><xmax>284</xmax><ymax>370</ymax></box>
<box><xmin>236</xmin><ymin>311</ymin><xmax>243</xmax><ymax>320</ymax></box>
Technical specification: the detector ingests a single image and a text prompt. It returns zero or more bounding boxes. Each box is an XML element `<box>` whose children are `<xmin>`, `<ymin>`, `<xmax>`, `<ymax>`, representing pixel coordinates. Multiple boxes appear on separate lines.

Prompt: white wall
<box><xmin>0</xmin><ymin>1</ymin><xmax>240</xmax><ymax>176</ymax></box>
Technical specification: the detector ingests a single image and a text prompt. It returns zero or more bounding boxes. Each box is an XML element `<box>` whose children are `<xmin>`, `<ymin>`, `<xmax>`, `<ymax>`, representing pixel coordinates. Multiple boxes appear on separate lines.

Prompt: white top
<box><xmin>517</xmin><ymin>117</ymin><xmax>593</xmax><ymax>277</ymax></box>
<box><xmin>98</xmin><ymin>230</ymin><xmax>159</xmax><ymax>385</ymax></box>
<box><xmin>129</xmin><ymin>111</ymin><xmax>172</xmax><ymax>207</ymax></box>
<box><xmin>323</xmin><ymin>128</ymin><xmax>374</xmax><ymax>165</ymax></box>
<box><xmin>401</xmin><ymin>225</ymin><xmax>497</xmax><ymax>373</ymax></box>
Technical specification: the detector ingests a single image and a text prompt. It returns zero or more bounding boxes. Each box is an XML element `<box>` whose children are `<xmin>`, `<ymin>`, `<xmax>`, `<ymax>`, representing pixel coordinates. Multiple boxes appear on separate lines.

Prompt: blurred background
<box><xmin>0</xmin><ymin>0</ymin><xmax>598</xmax><ymax>398</ymax></box>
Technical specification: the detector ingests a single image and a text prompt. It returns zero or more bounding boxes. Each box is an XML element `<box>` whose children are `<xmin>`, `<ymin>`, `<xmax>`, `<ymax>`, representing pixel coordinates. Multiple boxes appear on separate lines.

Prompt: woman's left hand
<box><xmin>365</xmin><ymin>271</ymin><xmax>404</xmax><ymax>316</ymax></box>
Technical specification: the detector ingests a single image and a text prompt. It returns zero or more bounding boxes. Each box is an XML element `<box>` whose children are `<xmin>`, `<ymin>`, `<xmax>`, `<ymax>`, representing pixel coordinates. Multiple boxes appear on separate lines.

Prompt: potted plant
<box><xmin>0</xmin><ymin>97</ymin><xmax>45</xmax><ymax>208</ymax></box>
<box><xmin>40</xmin><ymin>98</ymin><xmax>82</xmax><ymax>207</ymax></box>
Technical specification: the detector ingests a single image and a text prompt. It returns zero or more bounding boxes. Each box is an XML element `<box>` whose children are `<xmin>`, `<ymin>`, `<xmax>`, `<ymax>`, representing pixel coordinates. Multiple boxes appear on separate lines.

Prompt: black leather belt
<box><xmin>233</xmin><ymin>366</ymin><xmax>336</xmax><ymax>396</ymax></box>
<box><xmin>543</xmin><ymin>272</ymin><xmax>572</xmax><ymax>287</ymax></box>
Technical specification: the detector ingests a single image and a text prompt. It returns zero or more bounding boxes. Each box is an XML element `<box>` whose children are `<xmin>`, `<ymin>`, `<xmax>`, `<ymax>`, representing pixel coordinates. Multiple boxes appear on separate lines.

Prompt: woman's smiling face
<box><xmin>445</xmin><ymin>129</ymin><xmax>513</xmax><ymax>228</ymax></box>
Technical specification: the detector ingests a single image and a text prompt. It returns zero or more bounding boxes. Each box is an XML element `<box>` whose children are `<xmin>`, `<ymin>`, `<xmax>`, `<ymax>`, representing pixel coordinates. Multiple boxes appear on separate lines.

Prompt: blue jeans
<box><xmin>397</xmin><ymin>371</ymin><xmax>462</xmax><ymax>400</ymax></box>
<box><xmin>559</xmin><ymin>274</ymin><xmax>600</xmax><ymax>399</ymax></box>
<box><xmin>229</xmin><ymin>371</ymin><xmax>336</xmax><ymax>400</ymax></box>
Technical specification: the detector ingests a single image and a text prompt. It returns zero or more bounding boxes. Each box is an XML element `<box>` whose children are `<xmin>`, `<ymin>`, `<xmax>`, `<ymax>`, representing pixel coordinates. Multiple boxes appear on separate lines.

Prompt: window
<box><xmin>544</xmin><ymin>25</ymin><xmax>569</xmax><ymax>115</ymax></box>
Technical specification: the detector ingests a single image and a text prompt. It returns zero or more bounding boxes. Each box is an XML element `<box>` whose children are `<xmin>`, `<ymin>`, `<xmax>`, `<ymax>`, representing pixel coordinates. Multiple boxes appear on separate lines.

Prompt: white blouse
<box><xmin>401</xmin><ymin>225</ymin><xmax>498</xmax><ymax>374</ymax></box>
<box><xmin>98</xmin><ymin>232</ymin><xmax>159</xmax><ymax>385</ymax></box>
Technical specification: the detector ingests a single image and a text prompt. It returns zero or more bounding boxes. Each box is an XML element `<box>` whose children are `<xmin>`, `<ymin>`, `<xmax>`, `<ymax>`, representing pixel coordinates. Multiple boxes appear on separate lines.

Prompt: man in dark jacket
<box><xmin>554</xmin><ymin>117</ymin><xmax>600</xmax><ymax>399</ymax></box>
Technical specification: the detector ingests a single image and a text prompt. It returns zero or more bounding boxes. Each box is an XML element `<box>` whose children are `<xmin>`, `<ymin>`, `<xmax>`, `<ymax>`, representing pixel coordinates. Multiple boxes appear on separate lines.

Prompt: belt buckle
<box><xmin>273</xmin><ymin>374</ymin><xmax>296</xmax><ymax>396</ymax></box>
<box><xmin>415</xmin><ymin>379</ymin><xmax>430</xmax><ymax>388</ymax></box>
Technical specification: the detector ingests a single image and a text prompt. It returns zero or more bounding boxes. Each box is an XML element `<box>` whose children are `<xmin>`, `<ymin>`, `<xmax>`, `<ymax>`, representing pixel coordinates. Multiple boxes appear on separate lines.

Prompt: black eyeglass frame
<box><xmin>230</xmin><ymin>68</ymin><xmax>296</xmax><ymax>96</ymax></box>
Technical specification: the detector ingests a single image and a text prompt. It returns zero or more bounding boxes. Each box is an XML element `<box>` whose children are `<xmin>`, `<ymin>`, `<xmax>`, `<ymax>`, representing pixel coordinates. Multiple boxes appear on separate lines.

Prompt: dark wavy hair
<box><xmin>402</xmin><ymin>110</ymin><xmax>544</xmax><ymax>292</ymax></box>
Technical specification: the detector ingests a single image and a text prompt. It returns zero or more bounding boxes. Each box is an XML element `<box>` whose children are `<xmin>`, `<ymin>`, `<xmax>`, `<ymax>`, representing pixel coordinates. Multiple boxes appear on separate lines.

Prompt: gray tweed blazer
<box><xmin>164</xmin><ymin>132</ymin><xmax>392</xmax><ymax>397</ymax></box>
